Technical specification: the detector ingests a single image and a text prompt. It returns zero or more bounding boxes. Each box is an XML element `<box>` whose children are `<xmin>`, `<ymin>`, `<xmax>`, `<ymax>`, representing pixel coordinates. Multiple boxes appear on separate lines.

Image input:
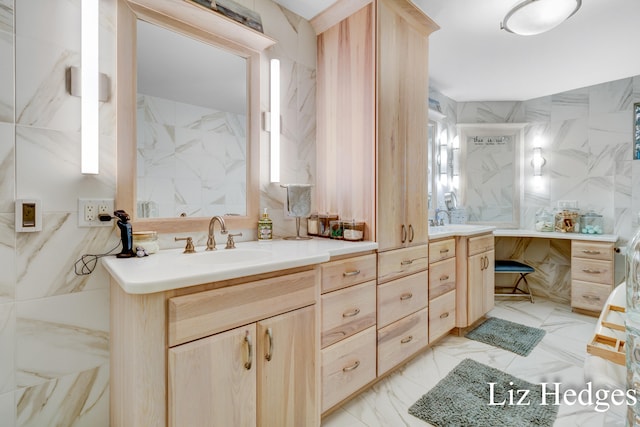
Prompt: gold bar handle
<box><xmin>401</xmin><ymin>260</ymin><xmax>413</xmax><ymax>266</ymax></box>
<box><xmin>342</xmin><ymin>308</ymin><xmax>361</xmax><ymax>318</ymax></box>
<box><xmin>582</xmin><ymin>250</ymin><xmax>601</xmax><ymax>255</ymax></box>
<box><xmin>440</xmin><ymin>275</ymin><xmax>449</xmax><ymax>281</ymax></box>
<box><xmin>439</xmin><ymin>249</ymin><xmax>449</xmax><ymax>254</ymax></box>
<box><xmin>342</xmin><ymin>360</ymin><xmax>360</xmax><ymax>372</ymax></box>
<box><xmin>583</xmin><ymin>269</ymin><xmax>602</xmax><ymax>274</ymax></box>
<box><xmin>343</xmin><ymin>270</ymin><xmax>361</xmax><ymax>277</ymax></box>
<box><xmin>401</xmin><ymin>225</ymin><xmax>407</xmax><ymax>243</ymax></box>
<box><xmin>400</xmin><ymin>293</ymin><xmax>413</xmax><ymax>301</ymax></box>
<box><xmin>408</xmin><ymin>224</ymin><xmax>414</xmax><ymax>242</ymax></box>
<box><xmin>244</xmin><ymin>332</ymin><xmax>252</xmax><ymax>370</ymax></box>
<box><xmin>400</xmin><ymin>335</ymin><xmax>413</xmax><ymax>344</ymax></box>
<box><xmin>440</xmin><ymin>312</ymin><xmax>450</xmax><ymax>319</ymax></box>
<box><xmin>265</xmin><ymin>327</ymin><xmax>273</xmax><ymax>361</ymax></box>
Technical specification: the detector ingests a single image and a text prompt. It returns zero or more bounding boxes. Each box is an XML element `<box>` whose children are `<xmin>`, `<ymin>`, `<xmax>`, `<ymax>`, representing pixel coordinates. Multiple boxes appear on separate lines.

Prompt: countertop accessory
<box><xmin>207</xmin><ymin>215</ymin><xmax>228</xmax><ymax>250</ymax></box>
<box><xmin>132</xmin><ymin>231</ymin><xmax>159</xmax><ymax>254</ymax></box>
<box><xmin>114</xmin><ymin>210</ymin><xmax>136</xmax><ymax>258</ymax></box>
<box><xmin>581</xmin><ymin>211</ymin><xmax>603</xmax><ymax>234</ymax></box>
<box><xmin>257</xmin><ymin>208</ymin><xmax>273</xmax><ymax>240</ymax></box>
<box><xmin>281</xmin><ymin>184</ymin><xmax>312</xmax><ymax>240</ymax></box>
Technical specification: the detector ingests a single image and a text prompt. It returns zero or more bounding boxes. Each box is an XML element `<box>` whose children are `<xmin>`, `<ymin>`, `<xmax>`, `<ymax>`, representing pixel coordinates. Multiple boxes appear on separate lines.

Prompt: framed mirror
<box><xmin>457</xmin><ymin>123</ymin><xmax>525</xmax><ymax>228</ymax></box>
<box><xmin>116</xmin><ymin>0</ymin><xmax>275</xmax><ymax>233</ymax></box>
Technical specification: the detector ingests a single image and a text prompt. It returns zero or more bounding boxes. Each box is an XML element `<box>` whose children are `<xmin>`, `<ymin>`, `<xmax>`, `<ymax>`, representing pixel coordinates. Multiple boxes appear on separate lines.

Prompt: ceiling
<box><xmin>273</xmin><ymin>0</ymin><xmax>640</xmax><ymax>102</ymax></box>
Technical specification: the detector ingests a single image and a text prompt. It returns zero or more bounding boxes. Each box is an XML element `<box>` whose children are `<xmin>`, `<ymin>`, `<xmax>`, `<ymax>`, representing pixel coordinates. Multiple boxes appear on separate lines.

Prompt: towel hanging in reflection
<box><xmin>280</xmin><ymin>184</ymin><xmax>312</xmax><ymax>217</ymax></box>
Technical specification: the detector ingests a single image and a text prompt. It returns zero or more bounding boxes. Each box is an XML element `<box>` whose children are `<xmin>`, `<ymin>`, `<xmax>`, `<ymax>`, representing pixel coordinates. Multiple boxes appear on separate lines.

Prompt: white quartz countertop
<box><xmin>102</xmin><ymin>238</ymin><xmax>378</xmax><ymax>295</ymax></box>
<box><xmin>428</xmin><ymin>224</ymin><xmax>496</xmax><ymax>239</ymax></box>
<box><xmin>494</xmin><ymin>228</ymin><xmax>619</xmax><ymax>243</ymax></box>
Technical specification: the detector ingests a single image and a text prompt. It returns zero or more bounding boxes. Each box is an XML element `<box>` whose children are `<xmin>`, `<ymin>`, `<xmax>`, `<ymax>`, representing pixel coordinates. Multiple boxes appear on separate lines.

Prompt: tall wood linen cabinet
<box><xmin>312</xmin><ymin>0</ymin><xmax>439</xmax><ymax>412</ymax></box>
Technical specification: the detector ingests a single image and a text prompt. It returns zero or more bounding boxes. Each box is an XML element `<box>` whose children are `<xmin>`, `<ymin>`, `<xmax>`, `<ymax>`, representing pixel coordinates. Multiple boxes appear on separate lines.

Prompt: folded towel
<box><xmin>283</xmin><ymin>184</ymin><xmax>312</xmax><ymax>217</ymax></box>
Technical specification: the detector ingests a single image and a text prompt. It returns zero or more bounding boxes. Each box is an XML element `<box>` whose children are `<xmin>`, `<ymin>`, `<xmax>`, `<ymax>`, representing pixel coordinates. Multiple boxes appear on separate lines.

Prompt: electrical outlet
<box><xmin>78</xmin><ymin>198</ymin><xmax>114</xmax><ymax>227</ymax></box>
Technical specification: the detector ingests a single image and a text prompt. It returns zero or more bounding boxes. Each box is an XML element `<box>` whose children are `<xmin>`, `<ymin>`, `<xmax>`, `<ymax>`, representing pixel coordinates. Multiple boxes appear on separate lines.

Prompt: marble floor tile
<box><xmin>321</xmin><ymin>299</ymin><xmax>625</xmax><ymax>427</ymax></box>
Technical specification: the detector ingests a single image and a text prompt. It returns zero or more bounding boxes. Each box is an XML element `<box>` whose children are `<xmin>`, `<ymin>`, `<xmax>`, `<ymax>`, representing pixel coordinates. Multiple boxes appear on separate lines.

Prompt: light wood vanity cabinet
<box><xmin>571</xmin><ymin>240</ymin><xmax>615</xmax><ymax>313</ymax></box>
<box><xmin>456</xmin><ymin>233</ymin><xmax>495</xmax><ymax>328</ymax></box>
<box><xmin>428</xmin><ymin>238</ymin><xmax>456</xmax><ymax>342</ymax></box>
<box><xmin>111</xmin><ymin>268</ymin><xmax>319</xmax><ymax>427</ymax></box>
<box><xmin>320</xmin><ymin>254</ymin><xmax>377</xmax><ymax>413</ymax></box>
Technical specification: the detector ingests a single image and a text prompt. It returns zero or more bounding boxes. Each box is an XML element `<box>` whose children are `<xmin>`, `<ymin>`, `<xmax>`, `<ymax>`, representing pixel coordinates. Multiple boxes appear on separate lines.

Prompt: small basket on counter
<box><xmin>343</xmin><ymin>220</ymin><xmax>365</xmax><ymax>241</ymax></box>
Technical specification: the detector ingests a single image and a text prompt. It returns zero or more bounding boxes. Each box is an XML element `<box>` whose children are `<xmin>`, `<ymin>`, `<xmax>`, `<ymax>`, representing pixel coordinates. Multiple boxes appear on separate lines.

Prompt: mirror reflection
<box><xmin>136</xmin><ymin>19</ymin><xmax>248</xmax><ymax>218</ymax></box>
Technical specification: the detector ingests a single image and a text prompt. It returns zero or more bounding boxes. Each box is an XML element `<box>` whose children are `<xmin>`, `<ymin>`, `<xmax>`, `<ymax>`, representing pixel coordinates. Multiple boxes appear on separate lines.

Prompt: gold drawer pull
<box><xmin>582</xmin><ymin>250</ymin><xmax>601</xmax><ymax>255</ymax></box>
<box><xmin>343</xmin><ymin>270</ymin><xmax>361</xmax><ymax>277</ymax></box>
<box><xmin>342</xmin><ymin>308</ymin><xmax>361</xmax><ymax>318</ymax></box>
<box><xmin>582</xmin><ymin>269</ymin><xmax>602</xmax><ymax>274</ymax></box>
<box><xmin>342</xmin><ymin>360</ymin><xmax>360</xmax><ymax>372</ymax></box>
<box><xmin>401</xmin><ymin>260</ymin><xmax>413</xmax><ymax>266</ymax></box>
<box><xmin>265</xmin><ymin>328</ymin><xmax>273</xmax><ymax>362</ymax></box>
<box><xmin>244</xmin><ymin>332</ymin><xmax>253</xmax><ymax>370</ymax></box>
<box><xmin>400</xmin><ymin>335</ymin><xmax>413</xmax><ymax>344</ymax></box>
<box><xmin>439</xmin><ymin>249</ymin><xmax>449</xmax><ymax>254</ymax></box>
<box><xmin>583</xmin><ymin>294</ymin><xmax>601</xmax><ymax>301</ymax></box>
<box><xmin>400</xmin><ymin>292</ymin><xmax>413</xmax><ymax>301</ymax></box>
<box><xmin>439</xmin><ymin>312</ymin><xmax>450</xmax><ymax>319</ymax></box>
<box><xmin>440</xmin><ymin>274</ymin><xmax>450</xmax><ymax>281</ymax></box>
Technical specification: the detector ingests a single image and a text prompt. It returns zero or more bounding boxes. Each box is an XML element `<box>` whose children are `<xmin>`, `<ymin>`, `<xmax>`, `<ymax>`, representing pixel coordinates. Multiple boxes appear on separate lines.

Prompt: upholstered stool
<box><xmin>494</xmin><ymin>260</ymin><xmax>535</xmax><ymax>303</ymax></box>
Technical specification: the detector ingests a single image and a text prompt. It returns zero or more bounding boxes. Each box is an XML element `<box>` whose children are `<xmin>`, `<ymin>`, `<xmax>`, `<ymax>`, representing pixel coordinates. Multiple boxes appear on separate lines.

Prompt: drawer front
<box><xmin>571</xmin><ymin>280</ymin><xmax>612</xmax><ymax>312</ymax></box>
<box><xmin>571</xmin><ymin>258</ymin><xmax>614</xmax><ymax>285</ymax></box>
<box><xmin>572</xmin><ymin>241</ymin><xmax>614</xmax><ymax>262</ymax></box>
<box><xmin>467</xmin><ymin>233</ymin><xmax>494</xmax><ymax>257</ymax></box>
<box><xmin>168</xmin><ymin>269</ymin><xmax>316</xmax><ymax>347</ymax></box>
<box><xmin>378</xmin><ymin>245</ymin><xmax>429</xmax><ymax>284</ymax></box>
<box><xmin>320</xmin><ymin>253</ymin><xmax>377</xmax><ymax>293</ymax></box>
<box><xmin>321</xmin><ymin>280</ymin><xmax>377</xmax><ymax>348</ymax></box>
<box><xmin>377</xmin><ymin>308</ymin><xmax>428</xmax><ymax>376</ymax></box>
<box><xmin>377</xmin><ymin>271</ymin><xmax>428</xmax><ymax>329</ymax></box>
<box><xmin>429</xmin><ymin>257</ymin><xmax>456</xmax><ymax>300</ymax></box>
<box><xmin>321</xmin><ymin>326</ymin><xmax>377</xmax><ymax>413</ymax></box>
<box><xmin>429</xmin><ymin>291</ymin><xmax>456</xmax><ymax>343</ymax></box>
<box><xmin>429</xmin><ymin>238</ymin><xmax>455</xmax><ymax>263</ymax></box>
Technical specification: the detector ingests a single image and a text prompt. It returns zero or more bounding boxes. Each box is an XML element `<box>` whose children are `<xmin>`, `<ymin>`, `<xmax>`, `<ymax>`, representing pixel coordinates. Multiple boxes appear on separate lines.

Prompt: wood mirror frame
<box><xmin>116</xmin><ymin>0</ymin><xmax>275</xmax><ymax>233</ymax></box>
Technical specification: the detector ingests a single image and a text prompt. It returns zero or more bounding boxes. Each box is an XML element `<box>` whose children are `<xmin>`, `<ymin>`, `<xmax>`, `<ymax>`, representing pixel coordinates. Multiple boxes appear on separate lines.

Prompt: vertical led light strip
<box><xmin>270</xmin><ymin>59</ymin><xmax>280</xmax><ymax>183</ymax></box>
<box><xmin>81</xmin><ymin>0</ymin><xmax>99</xmax><ymax>174</ymax></box>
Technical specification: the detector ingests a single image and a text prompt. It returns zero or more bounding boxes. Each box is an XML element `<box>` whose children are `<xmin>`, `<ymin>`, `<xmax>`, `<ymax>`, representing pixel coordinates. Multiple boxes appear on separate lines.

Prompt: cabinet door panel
<box><xmin>168</xmin><ymin>324</ymin><xmax>257</xmax><ymax>427</ymax></box>
<box><xmin>467</xmin><ymin>249</ymin><xmax>494</xmax><ymax>325</ymax></box>
<box><xmin>257</xmin><ymin>306</ymin><xmax>317</xmax><ymax>427</ymax></box>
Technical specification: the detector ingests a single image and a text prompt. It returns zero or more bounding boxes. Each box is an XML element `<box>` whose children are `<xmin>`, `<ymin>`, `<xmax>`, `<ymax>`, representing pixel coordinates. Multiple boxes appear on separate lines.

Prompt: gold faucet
<box><xmin>207</xmin><ymin>216</ymin><xmax>228</xmax><ymax>251</ymax></box>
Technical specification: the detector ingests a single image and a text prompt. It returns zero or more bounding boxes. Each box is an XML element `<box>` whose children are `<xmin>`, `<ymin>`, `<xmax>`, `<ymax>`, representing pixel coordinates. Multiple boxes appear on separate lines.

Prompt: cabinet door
<box><xmin>257</xmin><ymin>305</ymin><xmax>317</xmax><ymax>427</ymax></box>
<box><xmin>168</xmin><ymin>324</ymin><xmax>257</xmax><ymax>427</ymax></box>
<box><xmin>467</xmin><ymin>250</ymin><xmax>495</xmax><ymax>325</ymax></box>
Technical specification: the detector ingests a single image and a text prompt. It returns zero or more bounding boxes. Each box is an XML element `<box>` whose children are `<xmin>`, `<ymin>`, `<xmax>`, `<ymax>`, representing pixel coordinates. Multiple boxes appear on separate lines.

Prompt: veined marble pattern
<box><xmin>0</xmin><ymin>213</ymin><xmax>15</xmax><ymax>303</ymax></box>
<box><xmin>136</xmin><ymin>93</ymin><xmax>247</xmax><ymax>218</ymax></box>
<box><xmin>322</xmin><ymin>299</ymin><xmax>625</xmax><ymax>427</ymax></box>
<box><xmin>0</xmin><ymin>123</ymin><xmax>14</xmax><ymax>214</ymax></box>
<box><xmin>0</xmin><ymin>302</ymin><xmax>15</xmax><ymax>394</ymax></box>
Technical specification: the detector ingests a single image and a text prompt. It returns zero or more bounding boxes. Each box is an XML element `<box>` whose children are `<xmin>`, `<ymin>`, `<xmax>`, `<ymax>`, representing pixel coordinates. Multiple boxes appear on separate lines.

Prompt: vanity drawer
<box><xmin>168</xmin><ymin>269</ymin><xmax>316</xmax><ymax>347</ymax></box>
<box><xmin>377</xmin><ymin>308</ymin><xmax>428</xmax><ymax>376</ymax></box>
<box><xmin>429</xmin><ymin>257</ymin><xmax>456</xmax><ymax>300</ymax></box>
<box><xmin>321</xmin><ymin>280</ymin><xmax>377</xmax><ymax>348</ymax></box>
<box><xmin>377</xmin><ymin>271</ymin><xmax>428</xmax><ymax>329</ymax></box>
<box><xmin>321</xmin><ymin>326</ymin><xmax>377</xmax><ymax>413</ymax></box>
<box><xmin>571</xmin><ymin>280</ymin><xmax>612</xmax><ymax>312</ymax></box>
<box><xmin>572</xmin><ymin>241</ymin><xmax>614</xmax><ymax>262</ymax></box>
<box><xmin>571</xmin><ymin>258</ymin><xmax>614</xmax><ymax>285</ymax></box>
<box><xmin>467</xmin><ymin>233</ymin><xmax>494</xmax><ymax>257</ymax></box>
<box><xmin>429</xmin><ymin>290</ymin><xmax>456</xmax><ymax>343</ymax></box>
<box><xmin>320</xmin><ymin>253</ymin><xmax>377</xmax><ymax>293</ymax></box>
<box><xmin>378</xmin><ymin>245</ymin><xmax>429</xmax><ymax>284</ymax></box>
<box><xmin>429</xmin><ymin>238</ymin><xmax>455</xmax><ymax>263</ymax></box>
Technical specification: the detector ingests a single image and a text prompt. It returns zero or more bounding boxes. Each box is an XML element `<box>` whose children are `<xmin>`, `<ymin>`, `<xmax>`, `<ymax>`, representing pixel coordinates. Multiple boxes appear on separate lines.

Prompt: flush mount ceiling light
<box><xmin>501</xmin><ymin>0</ymin><xmax>582</xmax><ymax>36</ymax></box>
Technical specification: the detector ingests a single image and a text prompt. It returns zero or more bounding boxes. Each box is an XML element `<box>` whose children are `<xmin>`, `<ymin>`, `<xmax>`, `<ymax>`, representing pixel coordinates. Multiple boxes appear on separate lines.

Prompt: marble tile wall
<box><xmin>136</xmin><ymin>94</ymin><xmax>248</xmax><ymax>218</ymax></box>
<box><xmin>0</xmin><ymin>0</ymin><xmax>316</xmax><ymax>425</ymax></box>
<box><xmin>431</xmin><ymin>75</ymin><xmax>640</xmax><ymax>300</ymax></box>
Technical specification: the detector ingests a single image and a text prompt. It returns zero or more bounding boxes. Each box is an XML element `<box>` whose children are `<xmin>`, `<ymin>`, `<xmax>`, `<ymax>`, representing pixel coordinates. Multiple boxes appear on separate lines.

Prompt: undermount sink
<box><xmin>180</xmin><ymin>248</ymin><xmax>272</xmax><ymax>265</ymax></box>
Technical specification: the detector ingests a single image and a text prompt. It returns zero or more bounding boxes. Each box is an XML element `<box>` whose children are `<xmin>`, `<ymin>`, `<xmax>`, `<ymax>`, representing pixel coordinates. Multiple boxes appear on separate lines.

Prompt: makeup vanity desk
<box><xmin>493</xmin><ymin>229</ymin><xmax>620</xmax><ymax>316</ymax></box>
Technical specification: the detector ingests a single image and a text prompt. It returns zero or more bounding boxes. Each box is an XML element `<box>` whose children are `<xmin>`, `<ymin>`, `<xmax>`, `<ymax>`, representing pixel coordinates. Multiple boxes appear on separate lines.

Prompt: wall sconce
<box><xmin>532</xmin><ymin>147</ymin><xmax>546</xmax><ymax>176</ymax></box>
<box><xmin>451</xmin><ymin>135</ymin><xmax>460</xmax><ymax>188</ymax></box>
<box><xmin>67</xmin><ymin>0</ymin><xmax>110</xmax><ymax>174</ymax></box>
<box><xmin>269</xmin><ymin>58</ymin><xmax>280</xmax><ymax>183</ymax></box>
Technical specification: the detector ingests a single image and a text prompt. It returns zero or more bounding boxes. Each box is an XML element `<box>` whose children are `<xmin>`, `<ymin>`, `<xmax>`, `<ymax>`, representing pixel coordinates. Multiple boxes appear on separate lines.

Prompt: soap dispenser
<box><xmin>258</xmin><ymin>208</ymin><xmax>273</xmax><ymax>240</ymax></box>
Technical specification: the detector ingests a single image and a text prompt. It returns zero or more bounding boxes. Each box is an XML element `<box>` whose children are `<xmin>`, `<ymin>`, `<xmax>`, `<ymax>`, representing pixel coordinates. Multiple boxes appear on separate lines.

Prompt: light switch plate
<box><xmin>16</xmin><ymin>199</ymin><xmax>42</xmax><ymax>232</ymax></box>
